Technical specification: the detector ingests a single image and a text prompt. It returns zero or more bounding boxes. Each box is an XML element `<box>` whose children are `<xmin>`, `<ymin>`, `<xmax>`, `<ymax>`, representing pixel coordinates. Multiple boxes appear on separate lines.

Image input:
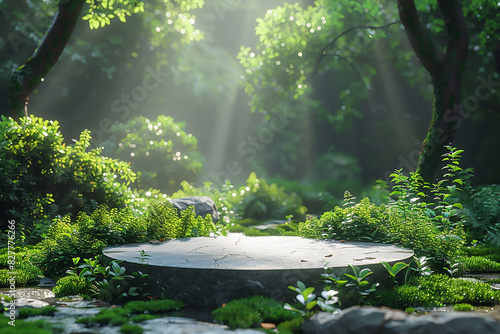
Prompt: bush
<box><xmin>104</xmin><ymin>115</ymin><xmax>204</xmax><ymax>193</ymax></box>
<box><xmin>39</xmin><ymin>206</ymin><xmax>145</xmax><ymax>276</ymax></box>
<box><xmin>0</xmin><ymin>247</ymin><xmax>43</xmax><ymax>287</ymax></box>
<box><xmin>463</xmin><ymin>184</ymin><xmax>500</xmax><ymax>246</ymax></box>
<box><xmin>52</xmin><ymin>275</ymin><xmax>90</xmax><ymax>297</ymax></box>
<box><xmin>299</xmin><ymin>195</ymin><xmax>464</xmax><ymax>262</ymax></box>
<box><xmin>39</xmin><ymin>203</ymin><xmax>217</xmax><ymax>276</ymax></box>
<box><xmin>0</xmin><ymin>116</ymin><xmax>137</xmax><ymax>243</ymax></box>
<box><xmin>146</xmin><ymin>202</ymin><xmax>215</xmax><ymax>240</ymax></box>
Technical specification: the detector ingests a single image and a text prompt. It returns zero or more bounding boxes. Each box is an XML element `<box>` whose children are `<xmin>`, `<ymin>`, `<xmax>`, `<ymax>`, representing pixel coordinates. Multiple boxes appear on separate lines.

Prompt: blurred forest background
<box><xmin>1</xmin><ymin>0</ymin><xmax>499</xmax><ymax>202</ymax></box>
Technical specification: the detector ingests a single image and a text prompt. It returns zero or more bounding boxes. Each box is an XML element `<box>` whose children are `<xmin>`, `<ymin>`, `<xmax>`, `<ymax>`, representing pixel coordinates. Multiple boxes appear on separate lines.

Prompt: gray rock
<box><xmin>170</xmin><ymin>196</ymin><xmax>220</xmax><ymax>223</ymax></box>
<box><xmin>302</xmin><ymin>307</ymin><xmax>500</xmax><ymax>334</ymax></box>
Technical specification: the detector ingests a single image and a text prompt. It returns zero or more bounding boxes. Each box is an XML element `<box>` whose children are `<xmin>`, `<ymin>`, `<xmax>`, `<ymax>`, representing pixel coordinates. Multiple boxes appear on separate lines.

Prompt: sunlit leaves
<box><xmin>238</xmin><ymin>0</ymin><xmax>399</xmax><ymax>127</ymax></box>
<box><xmin>83</xmin><ymin>0</ymin><xmax>145</xmax><ymax>29</ymax></box>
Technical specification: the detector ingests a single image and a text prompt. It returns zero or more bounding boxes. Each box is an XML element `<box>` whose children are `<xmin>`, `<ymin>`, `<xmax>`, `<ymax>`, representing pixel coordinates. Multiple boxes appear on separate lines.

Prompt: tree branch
<box><xmin>397</xmin><ymin>0</ymin><xmax>442</xmax><ymax>74</ymax></box>
<box><xmin>7</xmin><ymin>0</ymin><xmax>86</xmax><ymax>119</ymax></box>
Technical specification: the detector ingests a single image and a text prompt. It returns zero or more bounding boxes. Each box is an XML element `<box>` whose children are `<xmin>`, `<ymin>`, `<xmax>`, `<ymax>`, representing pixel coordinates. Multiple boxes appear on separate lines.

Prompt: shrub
<box><xmin>52</xmin><ymin>275</ymin><xmax>90</xmax><ymax>297</ymax></box>
<box><xmin>463</xmin><ymin>184</ymin><xmax>500</xmax><ymax>246</ymax></box>
<box><xmin>104</xmin><ymin>115</ymin><xmax>204</xmax><ymax>193</ymax></box>
<box><xmin>39</xmin><ymin>206</ymin><xmax>145</xmax><ymax>276</ymax></box>
<box><xmin>40</xmin><ymin>202</ymin><xmax>217</xmax><ymax>275</ymax></box>
<box><xmin>299</xmin><ymin>195</ymin><xmax>464</xmax><ymax>262</ymax></box>
<box><xmin>0</xmin><ymin>116</ymin><xmax>137</xmax><ymax>243</ymax></box>
<box><xmin>145</xmin><ymin>202</ymin><xmax>216</xmax><ymax>240</ymax></box>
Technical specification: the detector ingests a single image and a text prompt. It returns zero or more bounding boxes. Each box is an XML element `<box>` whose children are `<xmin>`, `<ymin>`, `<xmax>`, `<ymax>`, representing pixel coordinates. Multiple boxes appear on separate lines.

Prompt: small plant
<box><xmin>381</xmin><ymin>261</ymin><xmax>409</xmax><ymax>284</ymax></box>
<box><xmin>321</xmin><ymin>264</ymin><xmax>379</xmax><ymax>308</ymax></box>
<box><xmin>53</xmin><ymin>275</ymin><xmax>91</xmax><ymax>297</ymax></box>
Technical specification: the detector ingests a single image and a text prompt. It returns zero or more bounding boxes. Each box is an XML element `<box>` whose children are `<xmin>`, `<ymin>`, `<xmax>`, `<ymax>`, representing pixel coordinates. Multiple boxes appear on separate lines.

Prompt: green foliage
<box><xmin>463</xmin><ymin>185</ymin><xmax>500</xmax><ymax>246</ymax></box>
<box><xmin>0</xmin><ymin>246</ymin><xmax>43</xmax><ymax>287</ymax></box>
<box><xmin>227</xmin><ymin>172</ymin><xmax>307</xmax><ymax>222</ymax></box>
<box><xmin>0</xmin><ymin>116</ymin><xmax>137</xmax><ymax>242</ymax></box>
<box><xmin>454</xmin><ymin>303</ymin><xmax>475</xmax><ymax>312</ymax></box>
<box><xmin>39</xmin><ymin>201</ymin><xmax>218</xmax><ymax>276</ymax></box>
<box><xmin>82</xmin><ymin>0</ymin><xmax>145</xmax><ymax>29</ymax></box>
<box><xmin>76</xmin><ymin>308</ymin><xmax>131</xmax><ymax>326</ymax></box>
<box><xmin>173</xmin><ymin>173</ymin><xmax>307</xmax><ymax>224</ymax></box>
<box><xmin>18</xmin><ymin>306</ymin><xmax>57</xmax><ymax>318</ymax></box>
<box><xmin>106</xmin><ymin>116</ymin><xmax>204</xmax><ymax>193</ymax></box>
<box><xmin>212</xmin><ymin>296</ymin><xmax>298</xmax><ymax>329</ymax></box>
<box><xmin>299</xmin><ymin>147</ymin><xmax>470</xmax><ymax>262</ymax></box>
<box><xmin>39</xmin><ymin>206</ymin><xmax>144</xmax><ymax>275</ymax></box>
<box><xmin>53</xmin><ymin>275</ymin><xmax>90</xmax><ymax>297</ymax></box>
<box><xmin>120</xmin><ymin>324</ymin><xmax>143</xmax><ymax>334</ymax></box>
<box><xmin>238</xmin><ymin>0</ymin><xmax>396</xmax><ymax>126</ymax></box>
<box><xmin>457</xmin><ymin>256</ymin><xmax>500</xmax><ymax>274</ymax></box>
<box><xmin>378</xmin><ymin>274</ymin><xmax>500</xmax><ymax>308</ymax></box>
<box><xmin>146</xmin><ymin>202</ymin><xmax>216</xmax><ymax>240</ymax></box>
<box><xmin>276</xmin><ymin>317</ymin><xmax>304</xmax><ymax>334</ymax></box>
<box><xmin>124</xmin><ymin>299</ymin><xmax>185</xmax><ymax>313</ymax></box>
<box><xmin>321</xmin><ymin>264</ymin><xmax>378</xmax><ymax>308</ymax></box>
<box><xmin>0</xmin><ymin>316</ymin><xmax>60</xmax><ymax>334</ymax></box>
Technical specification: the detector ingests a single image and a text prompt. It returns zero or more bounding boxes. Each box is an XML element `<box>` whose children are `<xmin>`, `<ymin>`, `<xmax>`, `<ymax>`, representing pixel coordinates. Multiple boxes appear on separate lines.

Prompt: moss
<box><xmin>75</xmin><ymin>308</ymin><xmax>131</xmax><ymax>326</ymax></box>
<box><xmin>120</xmin><ymin>324</ymin><xmax>143</xmax><ymax>334</ymax></box>
<box><xmin>212</xmin><ymin>296</ymin><xmax>299</xmax><ymax>329</ymax></box>
<box><xmin>276</xmin><ymin>317</ymin><xmax>304</xmax><ymax>334</ymax></box>
<box><xmin>129</xmin><ymin>314</ymin><xmax>156</xmax><ymax>323</ymax></box>
<box><xmin>454</xmin><ymin>303</ymin><xmax>475</xmax><ymax>311</ymax></box>
<box><xmin>376</xmin><ymin>274</ymin><xmax>500</xmax><ymax>309</ymax></box>
<box><xmin>18</xmin><ymin>306</ymin><xmax>57</xmax><ymax>318</ymax></box>
<box><xmin>0</xmin><ymin>316</ymin><xmax>60</xmax><ymax>334</ymax></box>
<box><xmin>124</xmin><ymin>299</ymin><xmax>185</xmax><ymax>314</ymax></box>
<box><xmin>458</xmin><ymin>256</ymin><xmax>500</xmax><ymax>273</ymax></box>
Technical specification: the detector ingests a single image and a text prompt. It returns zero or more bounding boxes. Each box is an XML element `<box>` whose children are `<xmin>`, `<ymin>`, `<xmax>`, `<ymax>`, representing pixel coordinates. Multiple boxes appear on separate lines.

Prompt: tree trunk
<box><xmin>7</xmin><ymin>0</ymin><xmax>85</xmax><ymax>120</ymax></box>
<box><xmin>397</xmin><ymin>0</ymin><xmax>468</xmax><ymax>181</ymax></box>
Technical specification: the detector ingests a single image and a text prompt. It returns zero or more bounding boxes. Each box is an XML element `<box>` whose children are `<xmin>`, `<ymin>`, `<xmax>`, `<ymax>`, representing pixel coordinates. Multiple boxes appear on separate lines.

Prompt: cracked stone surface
<box><xmin>103</xmin><ymin>234</ymin><xmax>413</xmax><ymax>307</ymax></box>
<box><xmin>104</xmin><ymin>233</ymin><xmax>413</xmax><ymax>270</ymax></box>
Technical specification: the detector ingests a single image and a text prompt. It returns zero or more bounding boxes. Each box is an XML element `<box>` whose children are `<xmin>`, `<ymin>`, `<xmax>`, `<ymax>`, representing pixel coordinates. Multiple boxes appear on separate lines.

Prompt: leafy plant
<box><xmin>463</xmin><ymin>184</ymin><xmax>500</xmax><ymax>246</ymax></box>
<box><xmin>0</xmin><ymin>116</ymin><xmax>137</xmax><ymax>243</ymax></box>
<box><xmin>104</xmin><ymin>115</ymin><xmax>204</xmax><ymax>193</ymax></box>
<box><xmin>321</xmin><ymin>264</ymin><xmax>379</xmax><ymax>308</ymax></box>
<box><xmin>381</xmin><ymin>261</ymin><xmax>409</xmax><ymax>284</ymax></box>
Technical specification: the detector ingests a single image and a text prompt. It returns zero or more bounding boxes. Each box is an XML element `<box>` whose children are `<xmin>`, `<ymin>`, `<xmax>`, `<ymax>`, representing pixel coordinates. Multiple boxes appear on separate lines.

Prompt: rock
<box><xmin>170</xmin><ymin>196</ymin><xmax>220</xmax><ymax>223</ymax></box>
<box><xmin>302</xmin><ymin>307</ymin><xmax>500</xmax><ymax>334</ymax></box>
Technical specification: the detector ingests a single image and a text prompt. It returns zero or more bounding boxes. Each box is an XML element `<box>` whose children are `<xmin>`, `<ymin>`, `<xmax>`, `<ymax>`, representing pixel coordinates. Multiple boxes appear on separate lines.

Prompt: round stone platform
<box><xmin>103</xmin><ymin>233</ymin><xmax>413</xmax><ymax>307</ymax></box>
